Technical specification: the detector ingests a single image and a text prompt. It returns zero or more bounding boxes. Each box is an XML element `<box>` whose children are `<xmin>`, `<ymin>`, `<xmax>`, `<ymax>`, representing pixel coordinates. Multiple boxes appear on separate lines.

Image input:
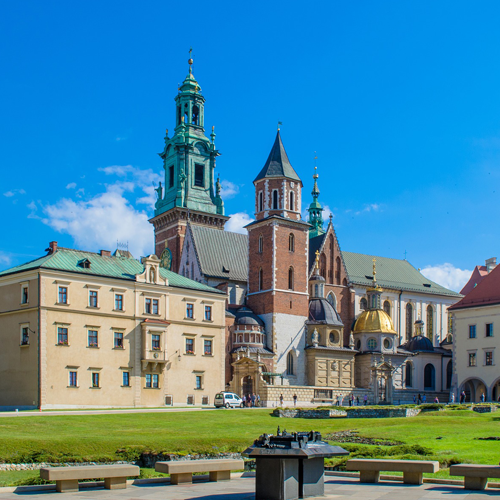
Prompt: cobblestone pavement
<box><xmin>0</xmin><ymin>474</ymin><xmax>497</xmax><ymax>500</ymax></box>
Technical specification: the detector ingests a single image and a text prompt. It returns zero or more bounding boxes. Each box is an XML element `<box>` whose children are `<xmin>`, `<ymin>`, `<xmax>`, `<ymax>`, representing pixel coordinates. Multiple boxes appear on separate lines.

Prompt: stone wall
<box><xmin>472</xmin><ymin>405</ymin><xmax>498</xmax><ymax>413</ymax></box>
<box><xmin>273</xmin><ymin>409</ymin><xmax>347</xmax><ymax>418</ymax></box>
<box><xmin>345</xmin><ymin>408</ymin><xmax>420</xmax><ymax>418</ymax></box>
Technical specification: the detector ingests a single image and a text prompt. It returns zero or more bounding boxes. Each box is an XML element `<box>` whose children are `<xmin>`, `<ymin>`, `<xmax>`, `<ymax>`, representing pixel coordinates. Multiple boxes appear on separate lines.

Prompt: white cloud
<box><xmin>3</xmin><ymin>189</ymin><xmax>26</xmax><ymax>197</ymax></box>
<box><xmin>225</xmin><ymin>212</ymin><xmax>254</xmax><ymax>234</ymax></box>
<box><xmin>27</xmin><ymin>201</ymin><xmax>40</xmax><ymax>219</ymax></box>
<box><xmin>66</xmin><ymin>183</ymin><xmax>77</xmax><ymax>189</ymax></box>
<box><xmin>421</xmin><ymin>263</ymin><xmax>472</xmax><ymax>293</ymax></box>
<box><xmin>354</xmin><ymin>203</ymin><xmax>381</xmax><ymax>216</ymax></box>
<box><xmin>220</xmin><ymin>180</ymin><xmax>239</xmax><ymax>200</ymax></box>
<box><xmin>41</xmin><ymin>189</ymin><xmax>153</xmax><ymax>258</ymax></box>
<box><xmin>0</xmin><ymin>252</ymin><xmax>11</xmax><ymax>267</ymax></box>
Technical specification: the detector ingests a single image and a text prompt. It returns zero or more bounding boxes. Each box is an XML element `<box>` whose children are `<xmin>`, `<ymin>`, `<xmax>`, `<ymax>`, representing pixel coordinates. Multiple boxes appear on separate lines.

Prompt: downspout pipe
<box><xmin>398</xmin><ymin>290</ymin><xmax>403</xmax><ymax>345</ymax></box>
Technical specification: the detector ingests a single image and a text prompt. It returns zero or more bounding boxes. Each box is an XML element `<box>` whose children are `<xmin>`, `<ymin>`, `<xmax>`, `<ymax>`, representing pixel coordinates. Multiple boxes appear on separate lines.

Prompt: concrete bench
<box><xmin>40</xmin><ymin>464</ymin><xmax>140</xmax><ymax>493</ymax></box>
<box><xmin>450</xmin><ymin>464</ymin><xmax>500</xmax><ymax>490</ymax></box>
<box><xmin>155</xmin><ymin>458</ymin><xmax>244</xmax><ymax>485</ymax></box>
<box><xmin>346</xmin><ymin>459</ymin><xmax>439</xmax><ymax>485</ymax></box>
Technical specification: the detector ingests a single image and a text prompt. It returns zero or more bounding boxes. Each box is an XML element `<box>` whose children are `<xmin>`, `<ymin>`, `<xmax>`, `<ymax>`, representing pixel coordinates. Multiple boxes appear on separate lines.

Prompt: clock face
<box><xmin>160</xmin><ymin>247</ymin><xmax>172</xmax><ymax>270</ymax></box>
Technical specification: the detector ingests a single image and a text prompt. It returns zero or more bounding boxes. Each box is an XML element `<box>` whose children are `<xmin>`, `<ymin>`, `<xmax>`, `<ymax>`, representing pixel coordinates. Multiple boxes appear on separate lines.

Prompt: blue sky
<box><xmin>2</xmin><ymin>1</ymin><xmax>500</xmax><ymax>291</ymax></box>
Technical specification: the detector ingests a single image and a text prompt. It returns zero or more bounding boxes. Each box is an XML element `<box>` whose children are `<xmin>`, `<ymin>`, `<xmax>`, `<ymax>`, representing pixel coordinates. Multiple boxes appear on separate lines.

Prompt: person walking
<box><xmin>256</xmin><ymin>394</ymin><xmax>260</xmax><ymax>407</ymax></box>
<box><xmin>279</xmin><ymin>394</ymin><xmax>284</xmax><ymax>407</ymax></box>
<box><xmin>251</xmin><ymin>393</ymin><xmax>256</xmax><ymax>407</ymax></box>
<box><xmin>363</xmin><ymin>394</ymin><xmax>368</xmax><ymax>406</ymax></box>
<box><xmin>293</xmin><ymin>394</ymin><xmax>297</xmax><ymax>407</ymax></box>
<box><xmin>450</xmin><ymin>392</ymin><xmax>455</xmax><ymax>404</ymax></box>
<box><xmin>481</xmin><ymin>393</ymin><xmax>485</xmax><ymax>403</ymax></box>
<box><xmin>356</xmin><ymin>396</ymin><xmax>360</xmax><ymax>406</ymax></box>
<box><xmin>434</xmin><ymin>397</ymin><xmax>439</xmax><ymax>403</ymax></box>
<box><xmin>422</xmin><ymin>394</ymin><xmax>427</xmax><ymax>403</ymax></box>
<box><xmin>413</xmin><ymin>395</ymin><xmax>416</xmax><ymax>404</ymax></box>
<box><xmin>417</xmin><ymin>393</ymin><xmax>421</xmax><ymax>405</ymax></box>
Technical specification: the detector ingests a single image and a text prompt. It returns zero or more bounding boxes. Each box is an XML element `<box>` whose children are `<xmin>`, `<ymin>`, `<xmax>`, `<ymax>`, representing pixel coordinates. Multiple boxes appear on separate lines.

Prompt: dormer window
<box><xmin>79</xmin><ymin>259</ymin><xmax>91</xmax><ymax>269</ymax></box>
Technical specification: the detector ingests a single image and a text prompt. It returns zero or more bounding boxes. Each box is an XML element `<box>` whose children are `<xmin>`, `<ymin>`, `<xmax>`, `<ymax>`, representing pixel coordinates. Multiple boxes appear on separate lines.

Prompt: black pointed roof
<box><xmin>254</xmin><ymin>131</ymin><xmax>301</xmax><ymax>183</ymax></box>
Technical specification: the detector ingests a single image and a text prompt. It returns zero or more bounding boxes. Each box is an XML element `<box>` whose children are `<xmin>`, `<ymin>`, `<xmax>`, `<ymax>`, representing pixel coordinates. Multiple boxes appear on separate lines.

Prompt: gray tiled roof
<box><xmin>191</xmin><ymin>225</ymin><xmax>248</xmax><ymax>282</ymax></box>
<box><xmin>342</xmin><ymin>251</ymin><xmax>461</xmax><ymax>297</ymax></box>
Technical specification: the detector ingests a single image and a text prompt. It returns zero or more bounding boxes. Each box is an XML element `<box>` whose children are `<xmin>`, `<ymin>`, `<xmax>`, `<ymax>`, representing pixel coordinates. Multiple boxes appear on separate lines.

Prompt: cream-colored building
<box><xmin>0</xmin><ymin>242</ymin><xmax>226</xmax><ymax>409</ymax></box>
<box><xmin>449</xmin><ymin>263</ymin><xmax>500</xmax><ymax>402</ymax></box>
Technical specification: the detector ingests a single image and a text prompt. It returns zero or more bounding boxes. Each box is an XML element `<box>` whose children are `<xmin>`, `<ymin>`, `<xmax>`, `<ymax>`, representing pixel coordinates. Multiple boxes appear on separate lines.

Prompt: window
<box><xmin>92</xmin><ymin>372</ymin><xmax>100</xmax><ymax>388</ymax></box>
<box><xmin>272</xmin><ymin>190</ymin><xmax>279</xmax><ymax>209</ymax></box>
<box><xmin>289</xmin><ymin>191</ymin><xmax>294</xmax><ymax>211</ymax></box>
<box><xmin>469</xmin><ymin>352</ymin><xmax>476</xmax><ymax>367</ymax></box>
<box><xmin>360</xmin><ymin>298</ymin><xmax>367</xmax><ymax>311</ymax></box>
<box><xmin>194</xmin><ymin>164</ymin><xmax>204</xmax><ymax>187</ymax></box>
<box><xmin>486</xmin><ymin>351</ymin><xmax>493</xmax><ymax>366</ymax></box>
<box><xmin>426</xmin><ymin>305</ymin><xmax>434</xmax><ymax>340</ymax></box>
<box><xmin>289</xmin><ymin>233</ymin><xmax>294</xmax><ymax>252</ymax></box>
<box><xmin>152</xmin><ymin>299</ymin><xmax>159</xmax><ymax>315</ymax></box>
<box><xmin>57</xmin><ymin>327</ymin><xmax>68</xmax><ymax>345</ymax></box>
<box><xmin>69</xmin><ymin>371</ymin><xmax>77</xmax><ymax>387</ymax></box>
<box><xmin>185</xmin><ymin>338</ymin><xmax>194</xmax><ymax>354</ymax></box>
<box><xmin>286</xmin><ymin>351</ymin><xmax>294</xmax><ymax>375</ymax></box>
<box><xmin>114</xmin><ymin>332</ymin><xmax>124</xmax><ymax>348</ymax></box>
<box><xmin>469</xmin><ymin>325</ymin><xmax>476</xmax><ymax>339</ymax></box>
<box><xmin>88</xmin><ymin>330</ymin><xmax>98</xmax><ymax>347</ymax></box>
<box><xmin>186</xmin><ymin>303</ymin><xmax>194</xmax><ymax>319</ymax></box>
<box><xmin>152</xmin><ymin>334</ymin><xmax>160</xmax><ymax>350</ymax></box>
<box><xmin>192</xmin><ymin>105</ymin><xmax>199</xmax><ymax>125</ymax></box>
<box><xmin>288</xmin><ymin>267</ymin><xmax>294</xmax><ymax>290</ymax></box>
<box><xmin>327</xmin><ymin>292</ymin><xmax>337</xmax><ymax>309</ymax></box>
<box><xmin>169</xmin><ymin>165</ymin><xmax>174</xmax><ymax>188</ymax></box>
<box><xmin>204</xmin><ymin>306</ymin><xmax>212</xmax><ymax>321</ymax></box>
<box><xmin>152</xmin><ymin>374</ymin><xmax>159</xmax><ymax>388</ymax></box>
<box><xmin>195</xmin><ymin>375</ymin><xmax>202</xmax><ymax>389</ymax></box>
<box><xmin>258</xmin><ymin>268</ymin><xmax>263</xmax><ymax>291</ymax></box>
<box><xmin>21</xmin><ymin>327</ymin><xmax>29</xmax><ymax>346</ymax></box>
<box><xmin>406</xmin><ymin>303</ymin><xmax>413</xmax><ymax>339</ymax></box>
<box><xmin>367</xmin><ymin>338</ymin><xmax>377</xmax><ymax>350</ymax></box>
<box><xmin>383</xmin><ymin>300</ymin><xmax>391</xmax><ymax>315</ymax></box>
<box><xmin>405</xmin><ymin>362</ymin><xmax>413</xmax><ymax>388</ymax></box>
<box><xmin>258</xmin><ymin>235</ymin><xmax>263</xmax><ymax>253</ymax></box>
<box><xmin>258</xmin><ymin>191</ymin><xmax>263</xmax><ymax>212</ymax></box>
<box><xmin>424</xmin><ymin>363</ymin><xmax>435</xmax><ymax>390</ymax></box>
<box><xmin>58</xmin><ymin>286</ymin><xmax>68</xmax><ymax>304</ymax></box>
<box><xmin>486</xmin><ymin>323</ymin><xmax>493</xmax><ymax>337</ymax></box>
<box><xmin>115</xmin><ymin>294</ymin><xmax>123</xmax><ymax>311</ymax></box>
<box><xmin>89</xmin><ymin>290</ymin><xmax>98</xmax><ymax>308</ymax></box>
<box><xmin>122</xmin><ymin>371</ymin><xmax>130</xmax><ymax>387</ymax></box>
<box><xmin>145</xmin><ymin>374</ymin><xmax>159</xmax><ymax>388</ymax></box>
<box><xmin>145</xmin><ymin>298</ymin><xmax>152</xmax><ymax>314</ymax></box>
<box><xmin>204</xmin><ymin>339</ymin><xmax>212</xmax><ymax>355</ymax></box>
<box><xmin>21</xmin><ymin>285</ymin><xmax>29</xmax><ymax>304</ymax></box>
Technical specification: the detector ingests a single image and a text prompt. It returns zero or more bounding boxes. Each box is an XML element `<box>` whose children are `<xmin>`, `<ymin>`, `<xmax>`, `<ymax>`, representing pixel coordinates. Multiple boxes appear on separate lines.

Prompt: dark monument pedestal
<box><xmin>256</xmin><ymin>457</ymin><xmax>299</xmax><ymax>500</ymax></box>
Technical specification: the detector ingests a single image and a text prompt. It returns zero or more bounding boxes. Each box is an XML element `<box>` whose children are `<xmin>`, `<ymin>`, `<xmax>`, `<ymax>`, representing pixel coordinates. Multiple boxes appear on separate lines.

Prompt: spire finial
<box><xmin>277</xmin><ymin>121</ymin><xmax>282</xmax><ymax>131</ymax></box>
<box><xmin>188</xmin><ymin>47</ymin><xmax>193</xmax><ymax>74</ymax></box>
<box><xmin>372</xmin><ymin>258</ymin><xmax>377</xmax><ymax>285</ymax></box>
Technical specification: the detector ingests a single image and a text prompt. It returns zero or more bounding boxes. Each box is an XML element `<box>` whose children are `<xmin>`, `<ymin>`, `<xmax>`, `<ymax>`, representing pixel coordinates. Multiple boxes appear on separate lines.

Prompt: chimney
<box><xmin>486</xmin><ymin>257</ymin><xmax>497</xmax><ymax>273</ymax></box>
<box><xmin>100</xmin><ymin>250</ymin><xmax>111</xmax><ymax>257</ymax></box>
<box><xmin>47</xmin><ymin>241</ymin><xmax>58</xmax><ymax>254</ymax></box>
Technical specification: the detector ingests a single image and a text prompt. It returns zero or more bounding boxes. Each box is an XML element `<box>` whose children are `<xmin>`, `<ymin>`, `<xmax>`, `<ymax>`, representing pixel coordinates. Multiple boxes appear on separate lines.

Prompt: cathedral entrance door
<box><xmin>243</xmin><ymin>376</ymin><xmax>253</xmax><ymax>397</ymax></box>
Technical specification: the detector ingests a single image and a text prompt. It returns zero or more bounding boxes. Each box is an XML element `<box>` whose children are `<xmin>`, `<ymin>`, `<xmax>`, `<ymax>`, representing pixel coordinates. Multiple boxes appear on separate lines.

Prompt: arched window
<box><xmin>336</xmin><ymin>256</ymin><xmax>341</xmax><ymax>284</ymax></box>
<box><xmin>327</xmin><ymin>292</ymin><xmax>337</xmax><ymax>309</ymax></box>
<box><xmin>360</xmin><ymin>297</ymin><xmax>367</xmax><ymax>311</ymax></box>
<box><xmin>258</xmin><ymin>268</ymin><xmax>263</xmax><ymax>291</ymax></box>
<box><xmin>342</xmin><ymin>277</ymin><xmax>348</xmax><ymax>286</ymax></box>
<box><xmin>289</xmin><ymin>233</ymin><xmax>294</xmax><ymax>252</ymax></box>
<box><xmin>406</xmin><ymin>303</ymin><xmax>413</xmax><ymax>339</ymax></box>
<box><xmin>289</xmin><ymin>191</ymin><xmax>295</xmax><ymax>211</ymax></box>
<box><xmin>406</xmin><ymin>362</ymin><xmax>413</xmax><ymax>388</ymax></box>
<box><xmin>320</xmin><ymin>253</ymin><xmax>326</xmax><ymax>278</ymax></box>
<box><xmin>272</xmin><ymin>190</ymin><xmax>279</xmax><ymax>209</ymax></box>
<box><xmin>258</xmin><ymin>191</ymin><xmax>263</xmax><ymax>212</ymax></box>
<box><xmin>424</xmin><ymin>363</ymin><xmax>435</xmax><ymax>390</ymax></box>
<box><xmin>446</xmin><ymin>360</ymin><xmax>452</xmax><ymax>389</ymax></box>
<box><xmin>192</xmin><ymin>105</ymin><xmax>199</xmax><ymax>125</ymax></box>
<box><xmin>288</xmin><ymin>267</ymin><xmax>294</xmax><ymax>290</ymax></box>
<box><xmin>426</xmin><ymin>305</ymin><xmax>434</xmax><ymax>340</ymax></box>
<box><xmin>258</xmin><ymin>235</ymin><xmax>263</xmax><ymax>253</ymax></box>
<box><xmin>383</xmin><ymin>300</ymin><xmax>391</xmax><ymax>316</ymax></box>
<box><xmin>286</xmin><ymin>351</ymin><xmax>294</xmax><ymax>375</ymax></box>
<box><xmin>184</xmin><ymin>103</ymin><xmax>189</xmax><ymax>124</ymax></box>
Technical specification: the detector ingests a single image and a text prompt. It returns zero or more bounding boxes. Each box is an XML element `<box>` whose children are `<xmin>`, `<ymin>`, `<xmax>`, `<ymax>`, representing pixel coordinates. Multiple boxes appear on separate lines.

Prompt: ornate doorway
<box><xmin>243</xmin><ymin>375</ymin><xmax>253</xmax><ymax>396</ymax></box>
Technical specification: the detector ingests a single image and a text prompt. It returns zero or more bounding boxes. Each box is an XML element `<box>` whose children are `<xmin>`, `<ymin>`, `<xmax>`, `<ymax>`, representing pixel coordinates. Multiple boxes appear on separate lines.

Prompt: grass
<box><xmin>0</xmin><ymin>408</ymin><xmax>498</xmax><ymax>485</ymax></box>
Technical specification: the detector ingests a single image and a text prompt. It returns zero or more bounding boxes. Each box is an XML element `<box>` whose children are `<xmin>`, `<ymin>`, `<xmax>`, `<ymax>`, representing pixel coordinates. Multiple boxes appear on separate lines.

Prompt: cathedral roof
<box><xmin>353</xmin><ymin>309</ymin><xmax>397</xmax><ymax>334</ymax></box>
<box><xmin>308</xmin><ymin>298</ymin><xmax>343</xmax><ymax>327</ymax></box>
<box><xmin>254</xmin><ymin>131</ymin><xmax>301</xmax><ymax>183</ymax></box>
<box><xmin>400</xmin><ymin>335</ymin><xmax>434</xmax><ymax>352</ymax></box>
<box><xmin>234</xmin><ymin>306</ymin><xmax>265</xmax><ymax>326</ymax></box>
<box><xmin>189</xmin><ymin>225</ymin><xmax>248</xmax><ymax>282</ymax></box>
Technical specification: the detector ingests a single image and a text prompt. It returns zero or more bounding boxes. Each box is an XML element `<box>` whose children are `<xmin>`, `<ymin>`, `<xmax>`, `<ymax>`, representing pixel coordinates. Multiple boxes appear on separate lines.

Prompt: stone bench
<box><xmin>346</xmin><ymin>459</ymin><xmax>439</xmax><ymax>485</ymax></box>
<box><xmin>155</xmin><ymin>459</ymin><xmax>244</xmax><ymax>485</ymax></box>
<box><xmin>40</xmin><ymin>464</ymin><xmax>140</xmax><ymax>493</ymax></box>
<box><xmin>450</xmin><ymin>464</ymin><xmax>500</xmax><ymax>490</ymax></box>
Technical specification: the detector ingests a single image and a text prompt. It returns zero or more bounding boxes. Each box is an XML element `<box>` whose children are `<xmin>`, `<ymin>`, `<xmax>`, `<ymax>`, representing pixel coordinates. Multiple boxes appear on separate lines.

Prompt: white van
<box><xmin>214</xmin><ymin>392</ymin><xmax>244</xmax><ymax>408</ymax></box>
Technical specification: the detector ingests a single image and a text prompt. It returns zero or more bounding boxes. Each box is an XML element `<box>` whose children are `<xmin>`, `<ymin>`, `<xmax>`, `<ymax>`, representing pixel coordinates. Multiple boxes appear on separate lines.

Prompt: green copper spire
<box><xmin>308</xmin><ymin>164</ymin><xmax>324</xmax><ymax>238</ymax></box>
<box><xmin>154</xmin><ymin>53</ymin><xmax>224</xmax><ymax>218</ymax></box>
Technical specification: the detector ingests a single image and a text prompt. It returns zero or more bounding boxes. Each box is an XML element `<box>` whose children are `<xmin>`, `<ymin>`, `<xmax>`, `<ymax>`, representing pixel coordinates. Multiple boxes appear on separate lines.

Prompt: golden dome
<box><xmin>353</xmin><ymin>309</ymin><xmax>396</xmax><ymax>334</ymax></box>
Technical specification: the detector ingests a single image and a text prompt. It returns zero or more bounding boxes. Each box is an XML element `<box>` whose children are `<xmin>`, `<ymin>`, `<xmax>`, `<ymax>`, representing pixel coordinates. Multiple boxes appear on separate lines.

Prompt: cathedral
<box><xmin>150</xmin><ymin>59</ymin><xmax>461</xmax><ymax>405</ymax></box>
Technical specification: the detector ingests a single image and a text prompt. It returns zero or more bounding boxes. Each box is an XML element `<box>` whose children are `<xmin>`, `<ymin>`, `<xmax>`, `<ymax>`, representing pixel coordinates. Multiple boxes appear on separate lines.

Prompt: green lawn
<box><xmin>0</xmin><ymin>408</ymin><xmax>498</xmax><ymax>485</ymax></box>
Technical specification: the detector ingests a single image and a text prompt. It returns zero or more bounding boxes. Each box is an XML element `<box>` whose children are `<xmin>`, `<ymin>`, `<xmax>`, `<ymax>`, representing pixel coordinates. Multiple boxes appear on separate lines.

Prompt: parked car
<box><xmin>214</xmin><ymin>392</ymin><xmax>244</xmax><ymax>408</ymax></box>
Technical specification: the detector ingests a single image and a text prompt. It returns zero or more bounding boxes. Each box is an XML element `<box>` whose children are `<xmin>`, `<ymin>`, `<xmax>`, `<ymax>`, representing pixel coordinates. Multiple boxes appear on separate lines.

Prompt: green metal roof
<box><xmin>190</xmin><ymin>225</ymin><xmax>248</xmax><ymax>282</ymax></box>
<box><xmin>342</xmin><ymin>251</ymin><xmax>461</xmax><ymax>297</ymax></box>
<box><xmin>0</xmin><ymin>248</ymin><xmax>222</xmax><ymax>294</ymax></box>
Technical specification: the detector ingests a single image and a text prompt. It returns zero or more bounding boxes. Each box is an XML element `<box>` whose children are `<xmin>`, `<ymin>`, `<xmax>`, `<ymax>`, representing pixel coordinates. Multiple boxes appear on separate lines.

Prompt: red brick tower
<box><xmin>246</xmin><ymin>131</ymin><xmax>310</xmax><ymax>383</ymax></box>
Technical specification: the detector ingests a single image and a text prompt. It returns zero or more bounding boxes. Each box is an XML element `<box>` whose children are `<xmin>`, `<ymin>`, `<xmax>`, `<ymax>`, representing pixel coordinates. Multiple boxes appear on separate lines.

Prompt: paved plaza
<box><xmin>0</xmin><ymin>474</ymin><xmax>497</xmax><ymax>500</ymax></box>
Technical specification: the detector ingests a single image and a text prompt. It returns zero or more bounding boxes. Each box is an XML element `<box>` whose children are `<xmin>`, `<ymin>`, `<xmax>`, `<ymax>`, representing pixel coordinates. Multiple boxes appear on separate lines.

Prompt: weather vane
<box><xmin>277</xmin><ymin>121</ymin><xmax>282</xmax><ymax>131</ymax></box>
